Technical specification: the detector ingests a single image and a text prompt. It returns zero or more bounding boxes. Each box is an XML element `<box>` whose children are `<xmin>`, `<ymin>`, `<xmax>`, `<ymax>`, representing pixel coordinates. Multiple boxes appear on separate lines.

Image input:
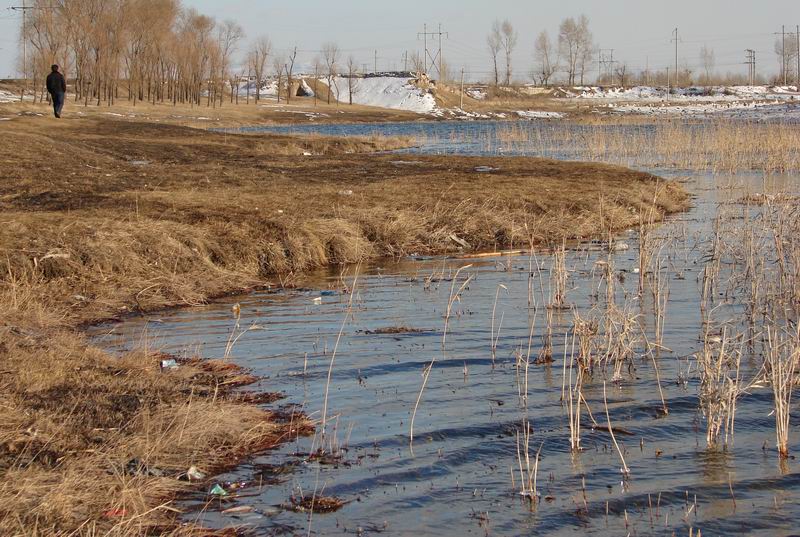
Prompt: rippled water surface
<box><xmin>91</xmin><ymin>121</ymin><xmax>800</xmax><ymax>536</ymax></box>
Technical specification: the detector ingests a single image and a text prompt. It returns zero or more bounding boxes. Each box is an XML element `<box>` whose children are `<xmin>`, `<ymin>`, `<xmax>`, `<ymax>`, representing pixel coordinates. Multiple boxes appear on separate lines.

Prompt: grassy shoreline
<box><xmin>0</xmin><ymin>115</ymin><xmax>688</xmax><ymax>534</ymax></box>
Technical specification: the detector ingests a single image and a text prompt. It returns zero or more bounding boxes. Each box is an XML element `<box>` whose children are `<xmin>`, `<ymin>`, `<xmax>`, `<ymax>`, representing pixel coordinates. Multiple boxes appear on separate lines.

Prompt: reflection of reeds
<box><xmin>491</xmin><ymin>283</ymin><xmax>508</xmax><ymax>362</ymax></box>
<box><xmin>549</xmin><ymin>240</ymin><xmax>569</xmax><ymax>309</ymax></box>
<box><xmin>320</xmin><ymin>268</ymin><xmax>360</xmax><ymax>444</ymax></box>
<box><xmin>515</xmin><ymin>419</ymin><xmax>542</xmax><ymax>505</ymax></box>
<box><xmin>604</xmin><ymin>381</ymin><xmax>630</xmax><ymax>477</ymax></box>
<box><xmin>564</xmin><ymin>332</ymin><xmax>583</xmax><ymax>452</ymax></box>
<box><xmin>410</xmin><ymin>265</ymin><xmax>474</xmax><ymax>447</ymax></box>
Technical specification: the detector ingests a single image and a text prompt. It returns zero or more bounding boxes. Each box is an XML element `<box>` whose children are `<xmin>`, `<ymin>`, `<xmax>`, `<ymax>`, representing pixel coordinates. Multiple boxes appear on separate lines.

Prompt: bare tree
<box><xmin>487</xmin><ymin>21</ymin><xmax>501</xmax><ymax>85</ymax></box>
<box><xmin>284</xmin><ymin>46</ymin><xmax>297</xmax><ymax>103</ymax></box>
<box><xmin>346</xmin><ymin>55</ymin><xmax>359</xmax><ymax>105</ymax></box>
<box><xmin>774</xmin><ymin>35</ymin><xmax>799</xmax><ymax>85</ymax></box>
<box><xmin>19</xmin><ymin>0</ymin><xmax>261</xmax><ymax>109</ymax></box>
<box><xmin>249</xmin><ymin>36</ymin><xmax>270</xmax><ymax>102</ymax></box>
<box><xmin>272</xmin><ymin>54</ymin><xmax>284</xmax><ymax>103</ymax></box>
<box><xmin>558</xmin><ymin>15</ymin><xmax>593</xmax><ymax>86</ymax></box>
<box><xmin>615</xmin><ymin>62</ymin><xmax>628</xmax><ymax>88</ymax></box>
<box><xmin>576</xmin><ymin>16</ymin><xmax>593</xmax><ymax>85</ymax></box>
<box><xmin>500</xmin><ymin>20</ymin><xmax>518</xmax><ymax>86</ymax></box>
<box><xmin>410</xmin><ymin>51</ymin><xmax>425</xmax><ymax>75</ymax></box>
<box><xmin>700</xmin><ymin>45</ymin><xmax>715</xmax><ymax>85</ymax></box>
<box><xmin>533</xmin><ymin>30</ymin><xmax>557</xmax><ymax>86</ymax></box>
<box><xmin>218</xmin><ymin>19</ymin><xmax>244</xmax><ymax>105</ymax></box>
<box><xmin>312</xmin><ymin>56</ymin><xmax>321</xmax><ymax>106</ymax></box>
<box><xmin>322</xmin><ymin>42</ymin><xmax>340</xmax><ymax>104</ymax></box>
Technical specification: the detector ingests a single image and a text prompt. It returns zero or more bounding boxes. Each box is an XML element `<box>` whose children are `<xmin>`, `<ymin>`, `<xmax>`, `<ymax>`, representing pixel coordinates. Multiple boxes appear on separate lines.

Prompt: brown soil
<box><xmin>0</xmin><ymin>114</ymin><xmax>689</xmax><ymax>535</ymax></box>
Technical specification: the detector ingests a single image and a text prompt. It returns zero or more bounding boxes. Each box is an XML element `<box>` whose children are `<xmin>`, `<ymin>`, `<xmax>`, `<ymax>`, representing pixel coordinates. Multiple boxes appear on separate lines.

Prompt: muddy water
<box><xmin>91</xmin><ymin>123</ymin><xmax>800</xmax><ymax>536</ymax></box>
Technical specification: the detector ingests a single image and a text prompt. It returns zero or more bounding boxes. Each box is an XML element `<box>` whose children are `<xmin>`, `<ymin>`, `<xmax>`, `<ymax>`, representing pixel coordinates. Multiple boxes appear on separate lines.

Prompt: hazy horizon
<box><xmin>1</xmin><ymin>0</ymin><xmax>799</xmax><ymax>83</ymax></box>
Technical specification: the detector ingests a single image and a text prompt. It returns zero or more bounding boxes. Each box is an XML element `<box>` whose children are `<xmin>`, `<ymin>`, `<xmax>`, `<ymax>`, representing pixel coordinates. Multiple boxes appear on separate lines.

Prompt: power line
<box><xmin>745</xmin><ymin>49</ymin><xmax>756</xmax><ymax>85</ymax></box>
<box><xmin>417</xmin><ymin>23</ymin><xmax>447</xmax><ymax>79</ymax></box>
<box><xmin>671</xmin><ymin>28</ymin><xmax>680</xmax><ymax>85</ymax></box>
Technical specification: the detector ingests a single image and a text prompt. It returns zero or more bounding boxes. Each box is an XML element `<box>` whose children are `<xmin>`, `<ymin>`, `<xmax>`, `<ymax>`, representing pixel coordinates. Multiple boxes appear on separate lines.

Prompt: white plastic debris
<box><xmin>187</xmin><ymin>465</ymin><xmax>205</xmax><ymax>481</ymax></box>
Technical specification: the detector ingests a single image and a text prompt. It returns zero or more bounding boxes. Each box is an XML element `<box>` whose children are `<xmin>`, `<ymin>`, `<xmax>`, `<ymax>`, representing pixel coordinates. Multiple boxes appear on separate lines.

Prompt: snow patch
<box><xmin>466</xmin><ymin>88</ymin><xmax>487</xmax><ymax>100</ymax></box>
<box><xmin>604</xmin><ymin>101</ymin><xmax>800</xmax><ymax>120</ymax></box>
<box><xmin>567</xmin><ymin>85</ymin><xmax>800</xmax><ymax>103</ymax></box>
<box><xmin>329</xmin><ymin>76</ymin><xmax>436</xmax><ymax>113</ymax></box>
<box><xmin>301</xmin><ymin>79</ymin><xmax>315</xmax><ymax>97</ymax></box>
<box><xmin>517</xmin><ymin>110</ymin><xmax>564</xmax><ymax>119</ymax></box>
<box><xmin>0</xmin><ymin>90</ymin><xmax>21</xmax><ymax>103</ymax></box>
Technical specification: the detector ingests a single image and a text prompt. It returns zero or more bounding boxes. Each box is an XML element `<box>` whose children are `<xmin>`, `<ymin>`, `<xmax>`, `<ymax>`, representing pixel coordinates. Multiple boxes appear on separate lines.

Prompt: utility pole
<box><xmin>796</xmin><ymin>26</ymin><xmax>799</xmax><ymax>87</ymax></box>
<box><xmin>403</xmin><ymin>50</ymin><xmax>408</xmax><ymax>72</ymax></box>
<box><xmin>417</xmin><ymin>23</ymin><xmax>448</xmax><ymax>79</ymax></box>
<box><xmin>745</xmin><ymin>49</ymin><xmax>756</xmax><ymax>86</ymax></box>
<box><xmin>671</xmin><ymin>28</ymin><xmax>679</xmax><ymax>87</ymax></box>
<box><xmin>374</xmin><ymin>50</ymin><xmax>378</xmax><ymax>74</ymax></box>
<box><xmin>597</xmin><ymin>49</ymin><xmax>615</xmax><ymax>85</ymax></box>
<box><xmin>438</xmin><ymin>23</ymin><xmax>444</xmax><ymax>80</ymax></box>
<box><xmin>597</xmin><ymin>49</ymin><xmax>602</xmax><ymax>84</ymax></box>
<box><xmin>775</xmin><ymin>26</ymin><xmax>787</xmax><ymax>86</ymax></box>
<box><xmin>609</xmin><ymin>49</ymin><xmax>615</xmax><ymax>83</ymax></box>
<box><xmin>460</xmin><ymin>67</ymin><xmax>464</xmax><ymax>109</ymax></box>
<box><xmin>666</xmin><ymin>66</ymin><xmax>670</xmax><ymax>101</ymax></box>
<box><xmin>10</xmin><ymin>0</ymin><xmax>29</xmax><ymax>100</ymax></box>
<box><xmin>10</xmin><ymin>1</ymin><xmax>57</xmax><ymax>101</ymax></box>
<box><xmin>782</xmin><ymin>25</ymin><xmax>787</xmax><ymax>86</ymax></box>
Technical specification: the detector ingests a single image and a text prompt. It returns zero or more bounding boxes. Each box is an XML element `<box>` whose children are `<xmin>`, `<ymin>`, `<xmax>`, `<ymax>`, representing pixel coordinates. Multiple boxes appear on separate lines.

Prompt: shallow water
<box><xmin>91</xmin><ymin>121</ymin><xmax>800</xmax><ymax>536</ymax></box>
<box><xmin>220</xmin><ymin>119</ymin><xmax>645</xmax><ymax>160</ymax></box>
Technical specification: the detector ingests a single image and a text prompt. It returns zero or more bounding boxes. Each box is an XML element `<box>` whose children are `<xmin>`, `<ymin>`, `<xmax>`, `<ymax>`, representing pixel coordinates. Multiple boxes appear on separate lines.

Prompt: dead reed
<box><xmin>410</xmin><ymin>265</ymin><xmax>474</xmax><ymax>448</ymax></box>
<box><xmin>765</xmin><ymin>325</ymin><xmax>799</xmax><ymax>459</ymax></box>
<box><xmin>515</xmin><ymin>420</ymin><xmax>542</xmax><ymax>505</ymax></box>
<box><xmin>696</xmin><ymin>327</ymin><xmax>742</xmax><ymax>449</ymax></box>
<box><xmin>493</xmin><ymin>119</ymin><xmax>800</xmax><ymax>173</ymax></box>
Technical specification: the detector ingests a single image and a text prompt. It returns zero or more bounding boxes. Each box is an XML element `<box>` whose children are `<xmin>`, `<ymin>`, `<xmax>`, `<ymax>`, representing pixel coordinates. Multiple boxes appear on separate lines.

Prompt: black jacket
<box><xmin>46</xmin><ymin>72</ymin><xmax>66</xmax><ymax>95</ymax></box>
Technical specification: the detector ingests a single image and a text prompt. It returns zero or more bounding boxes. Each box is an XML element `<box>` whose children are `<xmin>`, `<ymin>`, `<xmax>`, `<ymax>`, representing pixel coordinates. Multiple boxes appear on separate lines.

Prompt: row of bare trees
<box><xmin>486</xmin><ymin>15</ymin><xmax>593</xmax><ymax>87</ymax></box>
<box><xmin>531</xmin><ymin>15</ymin><xmax>594</xmax><ymax>86</ymax></box>
<box><xmin>18</xmin><ymin>0</ymin><xmax>362</xmax><ymax>108</ymax></box>
<box><xmin>20</xmin><ymin>0</ymin><xmax>254</xmax><ymax>106</ymax></box>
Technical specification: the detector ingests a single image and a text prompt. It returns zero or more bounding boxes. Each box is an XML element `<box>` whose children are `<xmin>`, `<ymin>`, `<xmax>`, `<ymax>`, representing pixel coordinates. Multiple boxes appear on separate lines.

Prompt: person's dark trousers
<box><xmin>51</xmin><ymin>92</ymin><xmax>64</xmax><ymax>118</ymax></box>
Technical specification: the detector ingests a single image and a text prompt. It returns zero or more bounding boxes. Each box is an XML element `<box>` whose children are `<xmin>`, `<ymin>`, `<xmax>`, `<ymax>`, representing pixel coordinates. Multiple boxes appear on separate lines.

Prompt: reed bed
<box><xmin>488</xmin><ymin>120</ymin><xmax>800</xmax><ymax>173</ymax></box>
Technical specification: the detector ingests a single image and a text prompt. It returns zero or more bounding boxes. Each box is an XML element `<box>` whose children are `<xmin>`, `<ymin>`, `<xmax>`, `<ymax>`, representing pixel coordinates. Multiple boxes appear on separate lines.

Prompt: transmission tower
<box><xmin>417</xmin><ymin>23</ymin><xmax>448</xmax><ymax>79</ymax></box>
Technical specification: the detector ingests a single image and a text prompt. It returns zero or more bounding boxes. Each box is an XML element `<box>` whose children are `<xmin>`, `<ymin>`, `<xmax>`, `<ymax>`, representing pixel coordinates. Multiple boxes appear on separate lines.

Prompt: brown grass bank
<box><xmin>0</xmin><ymin>115</ymin><xmax>688</xmax><ymax>534</ymax></box>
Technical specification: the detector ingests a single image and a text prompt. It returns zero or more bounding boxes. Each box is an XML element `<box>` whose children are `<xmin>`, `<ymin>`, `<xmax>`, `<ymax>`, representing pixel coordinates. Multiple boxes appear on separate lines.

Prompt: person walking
<box><xmin>46</xmin><ymin>64</ymin><xmax>67</xmax><ymax>118</ymax></box>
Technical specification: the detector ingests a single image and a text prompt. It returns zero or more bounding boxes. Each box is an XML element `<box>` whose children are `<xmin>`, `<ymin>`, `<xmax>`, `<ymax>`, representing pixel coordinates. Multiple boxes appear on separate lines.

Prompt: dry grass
<box><xmin>1</xmin><ymin>117</ymin><xmax>688</xmax><ymax>327</ymax></box>
<box><xmin>0</xmin><ymin>328</ymin><xmax>308</xmax><ymax>535</ymax></box>
<box><xmin>0</xmin><ymin>90</ymin><xmax>424</xmax><ymax>128</ymax></box>
<box><xmin>0</xmin><ymin>115</ymin><xmax>688</xmax><ymax>534</ymax></box>
<box><xmin>491</xmin><ymin>119</ymin><xmax>800</xmax><ymax>173</ymax></box>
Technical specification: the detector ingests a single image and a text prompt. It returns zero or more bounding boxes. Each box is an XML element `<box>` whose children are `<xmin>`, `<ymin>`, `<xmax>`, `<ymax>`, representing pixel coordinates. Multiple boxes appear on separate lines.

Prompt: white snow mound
<box><xmin>330</xmin><ymin>76</ymin><xmax>436</xmax><ymax>113</ymax></box>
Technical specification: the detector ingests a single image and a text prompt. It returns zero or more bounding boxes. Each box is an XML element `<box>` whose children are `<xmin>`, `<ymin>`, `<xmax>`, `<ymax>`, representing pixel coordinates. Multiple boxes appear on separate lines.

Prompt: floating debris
<box><xmin>221</xmin><ymin>505</ymin><xmax>254</xmax><ymax>515</ymax></box>
<box><xmin>186</xmin><ymin>465</ymin><xmax>205</xmax><ymax>481</ymax></box>
<box><xmin>289</xmin><ymin>494</ymin><xmax>346</xmax><ymax>513</ymax></box>
<box><xmin>209</xmin><ymin>483</ymin><xmax>229</xmax><ymax>497</ymax></box>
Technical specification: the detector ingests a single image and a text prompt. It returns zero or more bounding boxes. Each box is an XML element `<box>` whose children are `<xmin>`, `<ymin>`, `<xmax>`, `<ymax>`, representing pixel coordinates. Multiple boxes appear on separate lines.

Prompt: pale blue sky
<box><xmin>1</xmin><ymin>0</ymin><xmax>798</xmax><ymax>81</ymax></box>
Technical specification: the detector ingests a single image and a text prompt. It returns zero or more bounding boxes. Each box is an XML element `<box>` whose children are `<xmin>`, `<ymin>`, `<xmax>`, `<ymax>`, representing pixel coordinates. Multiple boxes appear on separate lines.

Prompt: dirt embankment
<box><xmin>0</xmin><ymin>115</ymin><xmax>689</xmax><ymax>534</ymax></box>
